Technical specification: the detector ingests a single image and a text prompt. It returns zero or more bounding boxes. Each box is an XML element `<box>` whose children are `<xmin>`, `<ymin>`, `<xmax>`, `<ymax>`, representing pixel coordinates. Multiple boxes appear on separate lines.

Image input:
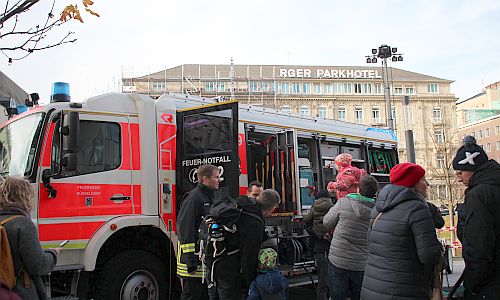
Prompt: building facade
<box><xmin>457</xmin><ymin>81</ymin><xmax>500</xmax><ymax>162</ymax></box>
<box><xmin>122</xmin><ymin>64</ymin><xmax>458</xmax><ymax>203</ymax></box>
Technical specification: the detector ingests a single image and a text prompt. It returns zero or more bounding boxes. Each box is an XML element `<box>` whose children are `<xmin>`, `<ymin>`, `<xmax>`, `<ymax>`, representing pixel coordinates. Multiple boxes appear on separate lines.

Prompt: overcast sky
<box><xmin>1</xmin><ymin>0</ymin><xmax>500</xmax><ymax>103</ymax></box>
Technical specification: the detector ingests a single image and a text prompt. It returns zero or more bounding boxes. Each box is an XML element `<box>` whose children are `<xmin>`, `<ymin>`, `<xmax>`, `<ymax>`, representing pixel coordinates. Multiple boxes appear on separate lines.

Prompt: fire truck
<box><xmin>0</xmin><ymin>87</ymin><xmax>398</xmax><ymax>299</ymax></box>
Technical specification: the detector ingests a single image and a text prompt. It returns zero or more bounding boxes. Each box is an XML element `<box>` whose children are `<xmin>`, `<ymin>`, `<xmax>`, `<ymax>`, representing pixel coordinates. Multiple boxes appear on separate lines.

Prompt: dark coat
<box><xmin>176</xmin><ymin>183</ymin><xmax>214</xmax><ymax>277</ymax></box>
<box><xmin>456</xmin><ymin>203</ymin><xmax>466</xmax><ymax>244</ymax></box>
<box><xmin>303</xmin><ymin>197</ymin><xmax>333</xmax><ymax>253</ymax></box>
<box><xmin>427</xmin><ymin>201</ymin><xmax>445</xmax><ymax>229</ymax></box>
<box><xmin>0</xmin><ymin>207</ymin><xmax>57</xmax><ymax>300</ymax></box>
<box><xmin>360</xmin><ymin>184</ymin><xmax>441</xmax><ymax>300</ymax></box>
<box><xmin>247</xmin><ymin>269</ymin><xmax>288</xmax><ymax>300</ymax></box>
<box><xmin>462</xmin><ymin>160</ymin><xmax>500</xmax><ymax>296</ymax></box>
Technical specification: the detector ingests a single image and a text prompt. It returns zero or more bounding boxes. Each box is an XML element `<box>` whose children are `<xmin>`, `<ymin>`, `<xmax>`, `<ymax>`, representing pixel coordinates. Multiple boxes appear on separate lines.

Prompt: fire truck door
<box><xmin>176</xmin><ymin>101</ymin><xmax>239</xmax><ymax>213</ymax></box>
<box><xmin>38</xmin><ymin>112</ymin><xmax>133</xmax><ymax>247</ymax></box>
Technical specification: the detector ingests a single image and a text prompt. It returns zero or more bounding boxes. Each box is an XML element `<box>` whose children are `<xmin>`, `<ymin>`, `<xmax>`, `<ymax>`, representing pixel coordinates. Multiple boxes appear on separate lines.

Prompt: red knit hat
<box><xmin>335</xmin><ymin>153</ymin><xmax>352</xmax><ymax>167</ymax></box>
<box><xmin>390</xmin><ymin>163</ymin><xmax>425</xmax><ymax>187</ymax></box>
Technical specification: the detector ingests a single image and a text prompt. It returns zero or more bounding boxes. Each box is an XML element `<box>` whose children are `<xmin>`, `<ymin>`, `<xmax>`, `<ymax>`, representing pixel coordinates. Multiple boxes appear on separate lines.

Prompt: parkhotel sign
<box><xmin>279</xmin><ymin>68</ymin><xmax>382</xmax><ymax>79</ymax></box>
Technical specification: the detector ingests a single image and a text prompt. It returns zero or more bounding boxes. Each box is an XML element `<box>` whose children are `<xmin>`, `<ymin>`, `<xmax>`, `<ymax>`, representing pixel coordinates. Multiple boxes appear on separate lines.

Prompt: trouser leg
<box><xmin>314</xmin><ymin>252</ymin><xmax>329</xmax><ymax>300</ymax></box>
<box><xmin>181</xmin><ymin>277</ymin><xmax>209</xmax><ymax>300</ymax></box>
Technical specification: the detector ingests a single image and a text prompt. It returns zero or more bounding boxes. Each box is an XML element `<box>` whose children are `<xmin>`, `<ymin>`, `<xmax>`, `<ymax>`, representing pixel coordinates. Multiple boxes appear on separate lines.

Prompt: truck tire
<box><xmin>94</xmin><ymin>250</ymin><xmax>167</xmax><ymax>300</ymax></box>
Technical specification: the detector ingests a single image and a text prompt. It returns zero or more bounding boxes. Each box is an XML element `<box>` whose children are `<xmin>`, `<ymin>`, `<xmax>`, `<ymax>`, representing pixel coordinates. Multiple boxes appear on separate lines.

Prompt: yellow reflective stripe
<box><xmin>180</xmin><ymin>243</ymin><xmax>195</xmax><ymax>253</ymax></box>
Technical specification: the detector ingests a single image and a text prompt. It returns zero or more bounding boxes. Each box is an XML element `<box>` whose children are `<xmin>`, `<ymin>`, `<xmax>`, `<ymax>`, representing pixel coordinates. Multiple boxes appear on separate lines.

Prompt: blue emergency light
<box><xmin>51</xmin><ymin>82</ymin><xmax>71</xmax><ymax>103</ymax></box>
<box><xmin>16</xmin><ymin>104</ymin><xmax>28</xmax><ymax>114</ymax></box>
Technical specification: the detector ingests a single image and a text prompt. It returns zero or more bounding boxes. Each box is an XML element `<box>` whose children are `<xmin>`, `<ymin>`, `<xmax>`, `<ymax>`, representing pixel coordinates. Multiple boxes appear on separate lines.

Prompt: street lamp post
<box><xmin>366</xmin><ymin>44</ymin><xmax>403</xmax><ymax>130</ymax></box>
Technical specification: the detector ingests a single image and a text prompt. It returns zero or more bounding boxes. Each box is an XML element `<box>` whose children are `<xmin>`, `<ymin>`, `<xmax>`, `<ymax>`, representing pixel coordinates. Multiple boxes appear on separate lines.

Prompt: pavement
<box><xmin>289</xmin><ymin>257</ymin><xmax>465</xmax><ymax>299</ymax></box>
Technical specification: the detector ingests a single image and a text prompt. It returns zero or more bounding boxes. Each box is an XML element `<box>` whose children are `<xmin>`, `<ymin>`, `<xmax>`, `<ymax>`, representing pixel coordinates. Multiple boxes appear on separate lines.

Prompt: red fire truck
<box><xmin>0</xmin><ymin>90</ymin><xmax>397</xmax><ymax>299</ymax></box>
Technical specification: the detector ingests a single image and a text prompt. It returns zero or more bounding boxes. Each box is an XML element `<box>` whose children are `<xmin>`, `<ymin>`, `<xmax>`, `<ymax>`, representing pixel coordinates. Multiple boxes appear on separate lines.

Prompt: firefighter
<box><xmin>177</xmin><ymin>164</ymin><xmax>220</xmax><ymax>300</ymax></box>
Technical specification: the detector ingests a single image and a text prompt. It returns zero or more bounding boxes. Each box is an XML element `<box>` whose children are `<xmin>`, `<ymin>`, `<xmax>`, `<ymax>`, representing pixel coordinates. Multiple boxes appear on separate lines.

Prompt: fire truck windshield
<box><xmin>0</xmin><ymin>113</ymin><xmax>44</xmax><ymax>177</ymax></box>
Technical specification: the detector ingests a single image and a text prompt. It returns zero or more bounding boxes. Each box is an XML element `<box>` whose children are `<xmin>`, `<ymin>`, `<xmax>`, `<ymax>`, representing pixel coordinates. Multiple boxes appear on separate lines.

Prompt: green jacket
<box><xmin>303</xmin><ymin>197</ymin><xmax>333</xmax><ymax>239</ymax></box>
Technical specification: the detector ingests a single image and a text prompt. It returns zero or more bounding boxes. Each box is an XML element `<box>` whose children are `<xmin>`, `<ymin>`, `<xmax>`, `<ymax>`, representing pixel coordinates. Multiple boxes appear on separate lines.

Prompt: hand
<box><xmin>50</xmin><ymin>247</ymin><xmax>64</xmax><ymax>255</ymax></box>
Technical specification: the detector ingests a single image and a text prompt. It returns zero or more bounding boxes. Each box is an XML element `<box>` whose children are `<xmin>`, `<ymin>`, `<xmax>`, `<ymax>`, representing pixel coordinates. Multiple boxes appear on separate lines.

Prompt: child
<box><xmin>248</xmin><ymin>248</ymin><xmax>288</xmax><ymax>300</ymax></box>
<box><xmin>327</xmin><ymin>153</ymin><xmax>366</xmax><ymax>200</ymax></box>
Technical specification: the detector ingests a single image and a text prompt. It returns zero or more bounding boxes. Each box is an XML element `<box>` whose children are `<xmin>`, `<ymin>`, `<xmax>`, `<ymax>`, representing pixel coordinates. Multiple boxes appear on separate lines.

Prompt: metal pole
<box><xmin>383</xmin><ymin>58</ymin><xmax>394</xmax><ymax>129</ymax></box>
<box><xmin>403</xmin><ymin>95</ymin><xmax>416</xmax><ymax>163</ymax></box>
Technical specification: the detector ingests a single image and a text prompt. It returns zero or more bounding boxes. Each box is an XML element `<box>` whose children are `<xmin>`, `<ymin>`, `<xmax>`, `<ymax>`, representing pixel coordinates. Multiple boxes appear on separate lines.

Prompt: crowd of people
<box><xmin>0</xmin><ymin>135</ymin><xmax>498</xmax><ymax>300</ymax></box>
<box><xmin>176</xmin><ymin>136</ymin><xmax>500</xmax><ymax>300</ymax></box>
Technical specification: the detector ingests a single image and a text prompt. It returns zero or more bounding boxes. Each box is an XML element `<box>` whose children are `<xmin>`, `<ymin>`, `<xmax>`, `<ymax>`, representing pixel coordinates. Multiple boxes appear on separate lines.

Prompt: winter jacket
<box><xmin>360</xmin><ymin>184</ymin><xmax>441</xmax><ymax>300</ymax></box>
<box><xmin>427</xmin><ymin>201</ymin><xmax>445</xmax><ymax>229</ymax></box>
<box><xmin>176</xmin><ymin>183</ymin><xmax>214</xmax><ymax>278</ymax></box>
<box><xmin>323</xmin><ymin>193</ymin><xmax>374</xmax><ymax>271</ymax></box>
<box><xmin>327</xmin><ymin>165</ymin><xmax>365</xmax><ymax>199</ymax></box>
<box><xmin>456</xmin><ymin>203</ymin><xmax>465</xmax><ymax>244</ymax></box>
<box><xmin>302</xmin><ymin>197</ymin><xmax>333</xmax><ymax>240</ymax></box>
<box><xmin>247</xmin><ymin>269</ymin><xmax>288</xmax><ymax>300</ymax></box>
<box><xmin>461</xmin><ymin>160</ymin><xmax>500</xmax><ymax>296</ymax></box>
<box><xmin>0</xmin><ymin>206</ymin><xmax>57</xmax><ymax>300</ymax></box>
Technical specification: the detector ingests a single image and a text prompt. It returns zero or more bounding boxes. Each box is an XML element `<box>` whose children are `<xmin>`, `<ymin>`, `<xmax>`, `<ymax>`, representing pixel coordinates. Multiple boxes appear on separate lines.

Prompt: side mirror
<box><xmin>61</xmin><ymin>111</ymin><xmax>79</xmax><ymax>153</ymax></box>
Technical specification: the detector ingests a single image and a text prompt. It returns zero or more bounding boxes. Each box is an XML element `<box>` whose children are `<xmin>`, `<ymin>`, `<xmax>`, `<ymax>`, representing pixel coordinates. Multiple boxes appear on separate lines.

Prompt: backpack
<box><xmin>0</xmin><ymin>216</ymin><xmax>21</xmax><ymax>289</ymax></box>
<box><xmin>197</xmin><ymin>196</ymin><xmax>263</xmax><ymax>287</ymax></box>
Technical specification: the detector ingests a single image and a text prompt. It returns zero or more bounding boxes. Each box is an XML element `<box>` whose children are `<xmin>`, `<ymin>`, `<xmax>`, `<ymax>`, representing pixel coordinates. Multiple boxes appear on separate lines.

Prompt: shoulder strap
<box><xmin>371</xmin><ymin>212</ymin><xmax>383</xmax><ymax>230</ymax></box>
<box><xmin>0</xmin><ymin>215</ymin><xmax>21</xmax><ymax>226</ymax></box>
<box><xmin>241</xmin><ymin>210</ymin><xmax>264</xmax><ymax>225</ymax></box>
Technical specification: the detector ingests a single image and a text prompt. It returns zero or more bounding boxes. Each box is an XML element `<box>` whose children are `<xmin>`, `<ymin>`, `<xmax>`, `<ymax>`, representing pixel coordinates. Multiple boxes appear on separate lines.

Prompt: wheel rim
<box><xmin>120</xmin><ymin>270</ymin><xmax>159</xmax><ymax>300</ymax></box>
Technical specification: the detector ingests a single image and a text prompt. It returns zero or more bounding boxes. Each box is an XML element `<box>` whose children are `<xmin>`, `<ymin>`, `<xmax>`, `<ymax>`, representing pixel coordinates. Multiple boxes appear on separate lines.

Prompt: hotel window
<box><xmin>434</xmin><ymin>129</ymin><xmax>444</xmax><ymax>144</ymax></box>
<box><xmin>497</xmin><ymin>141</ymin><xmax>500</xmax><ymax>150</ymax></box>
<box><xmin>391</xmin><ymin>106</ymin><xmax>397</xmax><ymax>122</ymax></box>
<box><xmin>216</xmin><ymin>82</ymin><xmax>225</xmax><ymax>92</ymax></box>
<box><xmin>273</xmin><ymin>82</ymin><xmax>279</xmax><ymax>94</ymax></box>
<box><xmin>292</xmin><ymin>82</ymin><xmax>300</xmax><ymax>94</ymax></box>
<box><xmin>318</xmin><ymin>106</ymin><xmax>327</xmax><ymax>118</ymax></box>
<box><xmin>355</xmin><ymin>107</ymin><xmax>363</xmax><ymax>124</ymax></box>
<box><xmin>300</xmin><ymin>106</ymin><xmax>310</xmax><ymax>116</ymax></box>
<box><xmin>486</xmin><ymin>143</ymin><xmax>491</xmax><ymax>152</ymax></box>
<box><xmin>343</xmin><ymin>83</ymin><xmax>352</xmax><ymax>94</ymax></box>
<box><xmin>281</xmin><ymin>106</ymin><xmax>291</xmax><ymax>113</ymax></box>
<box><xmin>374</xmin><ymin>83</ymin><xmax>383</xmax><ymax>94</ymax></box>
<box><xmin>364</xmin><ymin>83</ymin><xmax>372</xmax><ymax>94</ymax></box>
<box><xmin>433</xmin><ymin>108</ymin><xmax>442</xmax><ymax>123</ymax></box>
<box><xmin>485</xmin><ymin>128</ymin><xmax>490</xmax><ymax>138</ymax></box>
<box><xmin>372</xmin><ymin>107</ymin><xmax>380</xmax><ymax>124</ymax></box>
<box><xmin>405</xmin><ymin>87</ymin><xmax>415</xmax><ymax>95</ymax></box>
<box><xmin>479</xmin><ymin>130</ymin><xmax>483</xmax><ymax>139</ymax></box>
<box><xmin>354</xmin><ymin>83</ymin><xmax>362</xmax><ymax>94</ymax></box>
<box><xmin>153</xmin><ymin>81</ymin><xmax>166</xmax><ymax>92</ymax></box>
<box><xmin>338</xmin><ymin>106</ymin><xmax>346</xmax><ymax>121</ymax></box>
<box><xmin>394</xmin><ymin>86</ymin><xmax>403</xmax><ymax>95</ymax></box>
<box><xmin>302</xmin><ymin>82</ymin><xmax>311</xmax><ymax>94</ymax></box>
<box><xmin>436</xmin><ymin>154</ymin><xmax>445</xmax><ymax>169</ymax></box>
<box><xmin>313</xmin><ymin>83</ymin><xmax>321</xmax><ymax>94</ymax></box>
<box><xmin>471</xmin><ymin>131</ymin><xmax>476</xmax><ymax>138</ymax></box>
<box><xmin>205</xmin><ymin>81</ymin><xmax>215</xmax><ymax>92</ymax></box>
<box><xmin>249</xmin><ymin>81</ymin><xmax>259</xmax><ymax>92</ymax></box>
<box><xmin>281</xmin><ymin>82</ymin><xmax>290</xmax><ymax>94</ymax></box>
<box><xmin>261</xmin><ymin>81</ymin><xmax>271</xmax><ymax>92</ymax></box>
<box><xmin>496</xmin><ymin>125</ymin><xmax>500</xmax><ymax>135</ymax></box>
<box><xmin>323</xmin><ymin>83</ymin><xmax>332</xmax><ymax>94</ymax></box>
<box><xmin>428</xmin><ymin>83</ymin><xmax>439</xmax><ymax>93</ymax></box>
<box><xmin>333</xmin><ymin>82</ymin><xmax>341</xmax><ymax>95</ymax></box>
<box><xmin>434</xmin><ymin>185</ymin><xmax>447</xmax><ymax>201</ymax></box>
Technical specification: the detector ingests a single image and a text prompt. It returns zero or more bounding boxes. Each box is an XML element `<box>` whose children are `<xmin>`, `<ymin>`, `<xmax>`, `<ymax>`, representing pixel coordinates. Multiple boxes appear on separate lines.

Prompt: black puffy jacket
<box><xmin>462</xmin><ymin>160</ymin><xmax>500</xmax><ymax>296</ymax></box>
<box><xmin>361</xmin><ymin>184</ymin><xmax>441</xmax><ymax>300</ymax></box>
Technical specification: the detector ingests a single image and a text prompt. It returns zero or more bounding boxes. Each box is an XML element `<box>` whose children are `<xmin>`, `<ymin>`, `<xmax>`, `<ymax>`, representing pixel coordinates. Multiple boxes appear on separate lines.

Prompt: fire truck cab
<box><xmin>0</xmin><ymin>91</ymin><xmax>398</xmax><ymax>299</ymax></box>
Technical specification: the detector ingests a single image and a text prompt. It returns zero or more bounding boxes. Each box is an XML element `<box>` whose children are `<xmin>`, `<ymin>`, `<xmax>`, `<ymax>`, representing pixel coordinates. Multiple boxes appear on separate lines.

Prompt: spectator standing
<box><xmin>323</xmin><ymin>175</ymin><xmax>379</xmax><ymax>300</ymax></box>
<box><xmin>452</xmin><ymin>136</ymin><xmax>500</xmax><ymax>299</ymax></box>
<box><xmin>237</xmin><ymin>181</ymin><xmax>263</xmax><ymax>207</ymax></box>
<box><xmin>0</xmin><ymin>176</ymin><xmax>60</xmax><ymax>300</ymax></box>
<box><xmin>247</xmin><ymin>248</ymin><xmax>288</xmax><ymax>300</ymax></box>
<box><xmin>361</xmin><ymin>163</ymin><xmax>441</xmax><ymax>300</ymax></box>
<box><xmin>177</xmin><ymin>164</ymin><xmax>220</xmax><ymax>300</ymax></box>
<box><xmin>327</xmin><ymin>153</ymin><xmax>365</xmax><ymax>200</ymax></box>
<box><xmin>302</xmin><ymin>189</ymin><xmax>333</xmax><ymax>300</ymax></box>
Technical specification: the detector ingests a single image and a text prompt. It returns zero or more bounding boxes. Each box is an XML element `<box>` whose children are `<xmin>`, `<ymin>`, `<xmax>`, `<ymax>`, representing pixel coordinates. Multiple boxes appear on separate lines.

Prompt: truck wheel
<box><xmin>94</xmin><ymin>250</ymin><xmax>167</xmax><ymax>300</ymax></box>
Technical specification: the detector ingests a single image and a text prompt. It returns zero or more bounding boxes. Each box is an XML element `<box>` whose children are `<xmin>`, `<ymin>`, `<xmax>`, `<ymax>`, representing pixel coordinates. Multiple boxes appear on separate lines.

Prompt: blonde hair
<box><xmin>0</xmin><ymin>176</ymin><xmax>34</xmax><ymax>211</ymax></box>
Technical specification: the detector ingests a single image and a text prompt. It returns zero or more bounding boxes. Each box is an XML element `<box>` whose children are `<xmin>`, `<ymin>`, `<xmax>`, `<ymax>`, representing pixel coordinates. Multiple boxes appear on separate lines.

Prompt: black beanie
<box><xmin>452</xmin><ymin>136</ymin><xmax>488</xmax><ymax>171</ymax></box>
<box><xmin>316</xmin><ymin>189</ymin><xmax>330</xmax><ymax>199</ymax></box>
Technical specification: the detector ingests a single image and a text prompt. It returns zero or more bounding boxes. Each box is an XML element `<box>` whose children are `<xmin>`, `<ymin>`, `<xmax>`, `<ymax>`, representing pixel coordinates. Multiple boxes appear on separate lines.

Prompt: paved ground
<box><xmin>290</xmin><ymin>258</ymin><xmax>465</xmax><ymax>299</ymax></box>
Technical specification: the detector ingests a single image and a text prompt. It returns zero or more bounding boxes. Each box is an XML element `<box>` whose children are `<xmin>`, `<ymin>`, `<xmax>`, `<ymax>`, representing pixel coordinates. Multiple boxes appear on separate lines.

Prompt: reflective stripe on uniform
<box><xmin>177</xmin><ymin>241</ymin><xmax>205</xmax><ymax>278</ymax></box>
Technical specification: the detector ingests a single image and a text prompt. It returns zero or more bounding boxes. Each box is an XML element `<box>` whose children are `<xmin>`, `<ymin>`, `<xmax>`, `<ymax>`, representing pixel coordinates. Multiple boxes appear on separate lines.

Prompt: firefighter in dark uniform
<box><xmin>177</xmin><ymin>164</ymin><xmax>220</xmax><ymax>300</ymax></box>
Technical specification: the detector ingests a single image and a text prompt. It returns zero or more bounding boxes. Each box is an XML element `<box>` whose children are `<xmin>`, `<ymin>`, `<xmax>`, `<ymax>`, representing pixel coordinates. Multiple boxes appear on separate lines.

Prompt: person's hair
<box><xmin>248</xmin><ymin>180</ymin><xmax>262</xmax><ymax>190</ymax></box>
<box><xmin>358</xmin><ymin>175</ymin><xmax>379</xmax><ymax>198</ymax></box>
<box><xmin>258</xmin><ymin>189</ymin><xmax>281</xmax><ymax>210</ymax></box>
<box><xmin>196</xmin><ymin>164</ymin><xmax>219</xmax><ymax>181</ymax></box>
<box><xmin>0</xmin><ymin>176</ymin><xmax>34</xmax><ymax>211</ymax></box>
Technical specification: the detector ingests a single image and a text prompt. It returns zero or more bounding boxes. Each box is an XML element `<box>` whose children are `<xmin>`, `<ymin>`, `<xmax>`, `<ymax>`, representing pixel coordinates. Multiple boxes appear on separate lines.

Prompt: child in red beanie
<box><xmin>327</xmin><ymin>153</ymin><xmax>366</xmax><ymax>200</ymax></box>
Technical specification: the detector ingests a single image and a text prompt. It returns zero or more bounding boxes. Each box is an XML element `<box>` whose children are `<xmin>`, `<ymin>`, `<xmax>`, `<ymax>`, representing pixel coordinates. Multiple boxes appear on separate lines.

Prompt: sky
<box><xmin>1</xmin><ymin>0</ymin><xmax>500</xmax><ymax>104</ymax></box>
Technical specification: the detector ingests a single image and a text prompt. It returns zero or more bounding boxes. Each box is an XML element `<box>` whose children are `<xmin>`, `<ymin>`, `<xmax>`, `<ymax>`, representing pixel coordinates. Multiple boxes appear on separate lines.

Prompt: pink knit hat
<box><xmin>335</xmin><ymin>153</ymin><xmax>352</xmax><ymax>167</ymax></box>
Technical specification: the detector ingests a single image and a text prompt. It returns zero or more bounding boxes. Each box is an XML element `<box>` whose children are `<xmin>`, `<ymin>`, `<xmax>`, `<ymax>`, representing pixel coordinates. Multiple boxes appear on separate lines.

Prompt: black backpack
<box><xmin>197</xmin><ymin>196</ymin><xmax>262</xmax><ymax>287</ymax></box>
